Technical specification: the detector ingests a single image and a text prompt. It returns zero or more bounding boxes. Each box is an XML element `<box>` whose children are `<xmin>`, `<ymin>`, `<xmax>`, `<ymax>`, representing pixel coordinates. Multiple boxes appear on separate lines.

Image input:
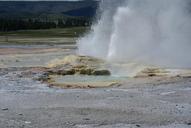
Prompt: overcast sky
<box><xmin>0</xmin><ymin>0</ymin><xmax>78</xmax><ymax>1</ymax></box>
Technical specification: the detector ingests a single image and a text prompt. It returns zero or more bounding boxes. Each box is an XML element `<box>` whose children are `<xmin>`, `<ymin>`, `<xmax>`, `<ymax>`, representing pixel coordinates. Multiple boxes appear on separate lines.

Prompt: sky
<box><xmin>0</xmin><ymin>0</ymin><xmax>79</xmax><ymax>1</ymax></box>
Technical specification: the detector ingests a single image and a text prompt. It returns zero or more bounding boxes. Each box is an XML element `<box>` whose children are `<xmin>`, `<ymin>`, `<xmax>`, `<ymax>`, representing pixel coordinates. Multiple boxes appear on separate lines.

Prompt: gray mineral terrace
<box><xmin>0</xmin><ymin>67</ymin><xmax>191</xmax><ymax>128</ymax></box>
<box><xmin>0</xmin><ymin>43</ymin><xmax>191</xmax><ymax>128</ymax></box>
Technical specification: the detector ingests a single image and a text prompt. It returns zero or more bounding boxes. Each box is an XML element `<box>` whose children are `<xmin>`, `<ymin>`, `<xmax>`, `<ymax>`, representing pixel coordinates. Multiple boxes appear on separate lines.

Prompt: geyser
<box><xmin>78</xmin><ymin>0</ymin><xmax>191</xmax><ymax>69</ymax></box>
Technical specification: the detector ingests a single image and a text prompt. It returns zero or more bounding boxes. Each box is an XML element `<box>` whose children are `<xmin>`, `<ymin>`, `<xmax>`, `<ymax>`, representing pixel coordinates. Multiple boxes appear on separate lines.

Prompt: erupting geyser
<box><xmin>78</xmin><ymin>0</ymin><xmax>191</xmax><ymax>69</ymax></box>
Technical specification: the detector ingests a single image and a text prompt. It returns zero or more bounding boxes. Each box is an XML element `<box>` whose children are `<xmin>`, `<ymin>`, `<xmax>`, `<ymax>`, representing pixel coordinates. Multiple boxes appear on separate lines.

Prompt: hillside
<box><xmin>0</xmin><ymin>1</ymin><xmax>98</xmax><ymax>18</ymax></box>
<box><xmin>0</xmin><ymin>0</ymin><xmax>99</xmax><ymax>31</ymax></box>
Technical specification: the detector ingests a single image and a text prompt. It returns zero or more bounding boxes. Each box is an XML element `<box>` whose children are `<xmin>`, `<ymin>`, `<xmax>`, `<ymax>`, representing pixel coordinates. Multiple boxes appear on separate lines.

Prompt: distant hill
<box><xmin>63</xmin><ymin>6</ymin><xmax>97</xmax><ymax>17</ymax></box>
<box><xmin>0</xmin><ymin>1</ymin><xmax>99</xmax><ymax>31</ymax></box>
<box><xmin>0</xmin><ymin>1</ymin><xmax>99</xmax><ymax>18</ymax></box>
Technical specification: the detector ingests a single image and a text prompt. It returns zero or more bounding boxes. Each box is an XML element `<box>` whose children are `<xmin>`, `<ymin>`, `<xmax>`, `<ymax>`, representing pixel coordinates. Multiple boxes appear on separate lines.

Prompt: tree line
<box><xmin>0</xmin><ymin>17</ymin><xmax>92</xmax><ymax>32</ymax></box>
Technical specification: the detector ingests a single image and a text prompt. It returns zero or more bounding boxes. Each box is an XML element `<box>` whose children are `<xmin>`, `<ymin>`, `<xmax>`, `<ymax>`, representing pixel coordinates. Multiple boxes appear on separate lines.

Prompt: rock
<box><xmin>47</xmin><ymin>68</ymin><xmax>76</xmax><ymax>76</ymax></box>
<box><xmin>46</xmin><ymin>68</ymin><xmax>111</xmax><ymax>76</ymax></box>
<box><xmin>35</xmin><ymin>73</ymin><xmax>50</xmax><ymax>82</ymax></box>
<box><xmin>24</xmin><ymin>121</ymin><xmax>31</xmax><ymax>124</ymax></box>
<box><xmin>135</xmin><ymin>68</ymin><xmax>169</xmax><ymax>77</ymax></box>
<box><xmin>65</xmin><ymin>69</ymin><xmax>75</xmax><ymax>75</ymax></box>
<box><xmin>47</xmin><ymin>70</ymin><xmax>57</xmax><ymax>75</ymax></box>
<box><xmin>83</xmin><ymin>118</ymin><xmax>90</xmax><ymax>121</ymax></box>
<box><xmin>56</xmin><ymin>70</ymin><xmax>66</xmax><ymax>75</ymax></box>
<box><xmin>73</xmin><ymin>64</ymin><xmax>87</xmax><ymax>69</ymax></box>
<box><xmin>2</xmin><ymin>108</ymin><xmax>8</xmax><ymax>111</ymax></box>
<box><xmin>92</xmin><ymin>69</ymin><xmax>111</xmax><ymax>76</ymax></box>
<box><xmin>47</xmin><ymin>55</ymin><xmax>104</xmax><ymax>68</ymax></box>
<box><xmin>78</xmin><ymin>68</ymin><xmax>93</xmax><ymax>75</ymax></box>
<box><xmin>15</xmin><ymin>59</ymin><xmax>20</xmax><ymax>62</ymax></box>
<box><xmin>136</xmin><ymin>124</ymin><xmax>141</xmax><ymax>127</ymax></box>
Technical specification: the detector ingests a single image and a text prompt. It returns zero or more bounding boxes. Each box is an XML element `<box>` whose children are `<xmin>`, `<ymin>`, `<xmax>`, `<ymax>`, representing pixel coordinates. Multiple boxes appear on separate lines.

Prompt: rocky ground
<box><xmin>0</xmin><ymin>46</ymin><xmax>191</xmax><ymax>128</ymax></box>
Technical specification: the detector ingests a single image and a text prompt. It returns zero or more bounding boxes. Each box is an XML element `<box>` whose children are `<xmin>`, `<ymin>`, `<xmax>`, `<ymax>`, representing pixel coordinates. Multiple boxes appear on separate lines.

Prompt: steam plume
<box><xmin>78</xmin><ymin>0</ymin><xmax>191</xmax><ymax>68</ymax></box>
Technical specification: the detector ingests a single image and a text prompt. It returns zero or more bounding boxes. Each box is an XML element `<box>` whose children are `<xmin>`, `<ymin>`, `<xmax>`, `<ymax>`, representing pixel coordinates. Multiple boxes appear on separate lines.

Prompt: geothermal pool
<box><xmin>53</xmin><ymin>75</ymin><xmax>127</xmax><ymax>83</ymax></box>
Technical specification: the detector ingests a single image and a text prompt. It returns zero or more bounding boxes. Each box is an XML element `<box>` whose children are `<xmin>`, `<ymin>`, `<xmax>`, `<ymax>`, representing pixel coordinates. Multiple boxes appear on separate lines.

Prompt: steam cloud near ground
<box><xmin>78</xmin><ymin>0</ymin><xmax>191</xmax><ymax>69</ymax></box>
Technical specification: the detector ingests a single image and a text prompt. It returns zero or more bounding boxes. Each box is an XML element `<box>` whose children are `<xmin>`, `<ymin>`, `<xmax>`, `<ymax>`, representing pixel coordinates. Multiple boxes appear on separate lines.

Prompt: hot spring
<box><xmin>77</xmin><ymin>0</ymin><xmax>191</xmax><ymax>76</ymax></box>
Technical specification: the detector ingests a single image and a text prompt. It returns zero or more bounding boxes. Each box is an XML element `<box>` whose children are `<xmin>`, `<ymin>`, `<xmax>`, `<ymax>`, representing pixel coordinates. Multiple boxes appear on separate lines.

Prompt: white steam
<box><xmin>78</xmin><ymin>0</ymin><xmax>191</xmax><ymax>69</ymax></box>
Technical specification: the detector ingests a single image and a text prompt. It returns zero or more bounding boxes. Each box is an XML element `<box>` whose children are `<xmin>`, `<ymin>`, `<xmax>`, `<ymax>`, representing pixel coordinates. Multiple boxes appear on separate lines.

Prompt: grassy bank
<box><xmin>0</xmin><ymin>27</ymin><xmax>89</xmax><ymax>45</ymax></box>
